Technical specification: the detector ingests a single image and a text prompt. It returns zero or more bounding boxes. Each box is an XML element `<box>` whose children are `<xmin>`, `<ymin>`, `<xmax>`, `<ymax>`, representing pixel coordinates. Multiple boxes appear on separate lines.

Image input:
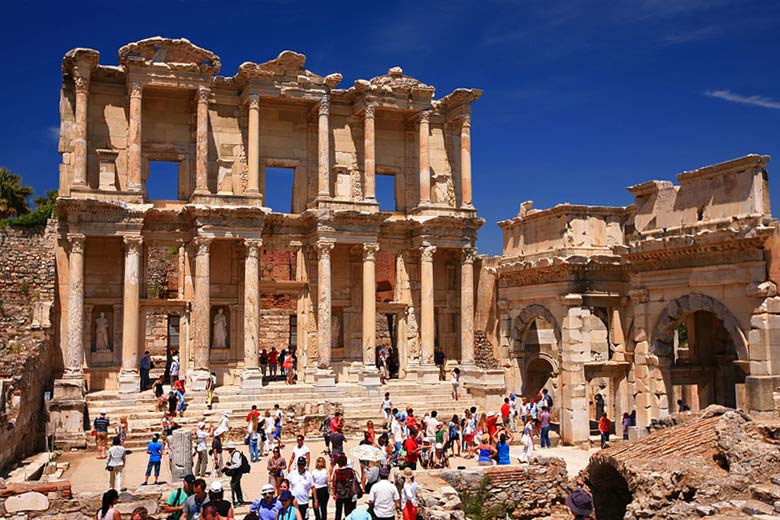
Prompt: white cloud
<box><xmin>704</xmin><ymin>89</ymin><xmax>780</xmax><ymax>110</ymax></box>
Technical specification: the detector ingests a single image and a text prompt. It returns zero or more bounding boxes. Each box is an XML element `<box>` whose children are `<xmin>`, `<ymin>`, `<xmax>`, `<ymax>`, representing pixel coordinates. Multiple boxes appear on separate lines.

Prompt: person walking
<box><xmin>223</xmin><ymin>442</ymin><xmax>247</xmax><ymax>506</ymax></box>
<box><xmin>205</xmin><ymin>371</ymin><xmax>217</xmax><ymax>410</ymax></box>
<box><xmin>622</xmin><ymin>412</ymin><xmax>631</xmax><ymax>440</ymax></box>
<box><xmin>162</xmin><ymin>474</ymin><xmax>195</xmax><ymax>520</ymax></box>
<box><xmin>519</xmin><ymin>419</ymin><xmax>535</xmax><ymax>463</ymax></box>
<box><xmin>277</xmin><ymin>490</ymin><xmax>302</xmax><ymax>520</ymax></box>
<box><xmin>541</xmin><ymin>388</ymin><xmax>553</xmax><ymax>412</ymax></box>
<box><xmin>288</xmin><ymin>456</ymin><xmax>317</xmax><ymax>520</ymax></box>
<box><xmin>367</xmin><ymin>466</ymin><xmax>400</xmax><ymax>520</ymax></box>
<box><xmin>451</xmin><ymin>368</ymin><xmax>461</xmax><ymax>401</ymax></box>
<box><xmin>194</xmin><ymin>422</ymin><xmax>209</xmax><ymax>477</ymax></box>
<box><xmin>94</xmin><ymin>409</ymin><xmax>110</xmax><ymax>459</ymax></box>
<box><xmin>391</xmin><ymin>414</ymin><xmax>404</xmax><ymax>466</ymax></box>
<box><xmin>311</xmin><ymin>457</ymin><xmax>329</xmax><ymax>520</ymax></box>
<box><xmin>273</xmin><ymin>404</ymin><xmax>285</xmax><ymax>447</ymax></box>
<box><xmin>212</xmin><ymin>425</ymin><xmax>226</xmax><ymax>477</ymax></box>
<box><xmin>598</xmin><ymin>412</ymin><xmax>612</xmax><ymax>448</ymax></box>
<box><xmin>434</xmin><ymin>347</ymin><xmax>447</xmax><ymax>381</ymax></box>
<box><xmin>400</xmin><ymin>468</ymin><xmax>418</xmax><ymax>520</ymax></box>
<box><xmin>169</xmin><ymin>355</ymin><xmax>180</xmax><ymax>386</ymax></box>
<box><xmin>264</xmin><ymin>410</ymin><xmax>277</xmax><ymax>453</ymax></box>
<box><xmin>207</xmin><ymin>480</ymin><xmax>234</xmax><ymax>519</ymax></box>
<box><xmin>288</xmin><ymin>435</ymin><xmax>311</xmax><ymax>471</ymax></box>
<box><xmin>539</xmin><ymin>406</ymin><xmax>552</xmax><ymax>449</ymax></box>
<box><xmin>95</xmin><ymin>489</ymin><xmax>121</xmax><ymax>520</ymax></box>
<box><xmin>267</xmin><ymin>446</ymin><xmax>287</xmax><ymax>493</ymax></box>
<box><xmin>139</xmin><ymin>351</ymin><xmax>153</xmax><ymax>391</ymax></box>
<box><xmin>330</xmin><ymin>454</ymin><xmax>358</xmax><ymax>520</ymax></box>
<box><xmin>260</xmin><ymin>348</ymin><xmax>269</xmax><ymax>379</ymax></box>
<box><xmin>107</xmin><ymin>436</ymin><xmax>126</xmax><ymax>491</ymax></box>
<box><xmin>153</xmin><ymin>376</ymin><xmax>167</xmax><ymax>411</ymax></box>
<box><xmin>142</xmin><ymin>433</ymin><xmax>163</xmax><ymax>485</ymax></box>
<box><xmin>379</xmin><ymin>392</ymin><xmax>393</xmax><ymax>430</ymax></box>
<box><xmin>500</xmin><ymin>398</ymin><xmax>511</xmax><ymax>431</ymax></box>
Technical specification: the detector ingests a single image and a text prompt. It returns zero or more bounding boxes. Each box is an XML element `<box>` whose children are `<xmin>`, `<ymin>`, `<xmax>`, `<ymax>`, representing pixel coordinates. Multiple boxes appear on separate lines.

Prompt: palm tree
<box><xmin>0</xmin><ymin>168</ymin><xmax>33</xmax><ymax>219</ymax></box>
<box><xmin>33</xmin><ymin>189</ymin><xmax>58</xmax><ymax>208</ymax></box>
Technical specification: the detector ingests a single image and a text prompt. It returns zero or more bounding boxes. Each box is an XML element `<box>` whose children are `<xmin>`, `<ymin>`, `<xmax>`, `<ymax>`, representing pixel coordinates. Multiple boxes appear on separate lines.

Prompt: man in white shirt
<box><xmin>424</xmin><ymin>410</ymin><xmax>440</xmax><ymax>438</ymax></box>
<box><xmin>194</xmin><ymin>422</ymin><xmax>209</xmax><ymax>477</ymax></box>
<box><xmin>288</xmin><ymin>456</ymin><xmax>317</xmax><ymax>519</ymax></box>
<box><xmin>368</xmin><ymin>467</ymin><xmax>400</xmax><ymax>520</ymax></box>
<box><xmin>288</xmin><ymin>434</ymin><xmax>311</xmax><ymax>471</ymax></box>
<box><xmin>391</xmin><ymin>414</ymin><xmax>405</xmax><ymax>465</ymax></box>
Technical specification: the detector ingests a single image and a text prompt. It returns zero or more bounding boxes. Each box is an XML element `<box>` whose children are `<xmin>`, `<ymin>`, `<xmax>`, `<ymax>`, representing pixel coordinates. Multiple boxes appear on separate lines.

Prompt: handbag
<box><xmin>350</xmin><ymin>470</ymin><xmax>363</xmax><ymax>499</ymax></box>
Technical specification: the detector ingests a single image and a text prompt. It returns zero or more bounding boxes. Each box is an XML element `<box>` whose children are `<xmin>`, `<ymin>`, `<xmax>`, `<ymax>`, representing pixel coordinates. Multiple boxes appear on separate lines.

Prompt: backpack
<box><xmin>545</xmin><ymin>394</ymin><xmax>553</xmax><ymax>408</ymax></box>
<box><xmin>240</xmin><ymin>452</ymin><xmax>251</xmax><ymax>474</ymax></box>
<box><xmin>333</xmin><ymin>467</ymin><xmax>356</xmax><ymax>499</ymax></box>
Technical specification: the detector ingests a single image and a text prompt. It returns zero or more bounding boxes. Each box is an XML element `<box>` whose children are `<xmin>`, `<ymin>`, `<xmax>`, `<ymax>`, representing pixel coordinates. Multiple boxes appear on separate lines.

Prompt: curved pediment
<box><xmin>234</xmin><ymin>50</ymin><xmax>342</xmax><ymax>88</ymax></box>
<box><xmin>118</xmin><ymin>37</ymin><xmax>221</xmax><ymax>75</ymax></box>
<box><xmin>354</xmin><ymin>66</ymin><xmax>434</xmax><ymax>96</ymax></box>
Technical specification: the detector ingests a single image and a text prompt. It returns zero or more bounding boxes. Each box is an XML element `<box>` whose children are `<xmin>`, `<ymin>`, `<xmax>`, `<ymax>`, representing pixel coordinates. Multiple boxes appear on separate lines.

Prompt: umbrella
<box><xmin>349</xmin><ymin>445</ymin><xmax>385</xmax><ymax>462</ymax></box>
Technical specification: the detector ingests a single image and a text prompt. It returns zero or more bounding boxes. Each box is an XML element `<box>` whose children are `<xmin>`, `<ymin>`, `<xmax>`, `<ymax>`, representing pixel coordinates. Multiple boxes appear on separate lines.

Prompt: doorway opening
<box><xmin>146</xmin><ymin>161</ymin><xmax>181</xmax><ymax>200</ymax></box>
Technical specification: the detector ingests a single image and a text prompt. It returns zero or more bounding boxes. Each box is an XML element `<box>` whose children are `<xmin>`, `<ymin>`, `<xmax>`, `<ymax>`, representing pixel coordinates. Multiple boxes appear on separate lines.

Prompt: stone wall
<box><xmin>0</xmin><ymin>222</ymin><xmax>57</xmax><ymax>473</ymax></box>
<box><xmin>436</xmin><ymin>458</ymin><xmax>570</xmax><ymax>520</ymax></box>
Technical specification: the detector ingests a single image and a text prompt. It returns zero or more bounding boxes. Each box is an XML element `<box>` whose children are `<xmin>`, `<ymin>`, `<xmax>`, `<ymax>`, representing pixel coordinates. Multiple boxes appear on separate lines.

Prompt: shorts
<box><xmin>145</xmin><ymin>460</ymin><xmax>161</xmax><ymax>477</ymax></box>
<box><xmin>96</xmin><ymin>432</ymin><xmax>108</xmax><ymax>449</ymax></box>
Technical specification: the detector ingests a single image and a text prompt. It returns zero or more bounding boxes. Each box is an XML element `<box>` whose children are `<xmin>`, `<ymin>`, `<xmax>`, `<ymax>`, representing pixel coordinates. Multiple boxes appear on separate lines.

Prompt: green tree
<box><xmin>0</xmin><ymin>167</ymin><xmax>33</xmax><ymax>218</ymax></box>
<box><xmin>33</xmin><ymin>189</ymin><xmax>58</xmax><ymax>208</ymax></box>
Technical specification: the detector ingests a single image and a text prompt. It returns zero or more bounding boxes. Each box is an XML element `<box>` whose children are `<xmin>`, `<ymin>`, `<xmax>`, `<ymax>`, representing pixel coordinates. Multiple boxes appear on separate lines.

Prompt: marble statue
<box><xmin>95</xmin><ymin>312</ymin><xmax>111</xmax><ymax>351</ymax></box>
<box><xmin>213</xmin><ymin>307</ymin><xmax>228</xmax><ymax>348</ymax></box>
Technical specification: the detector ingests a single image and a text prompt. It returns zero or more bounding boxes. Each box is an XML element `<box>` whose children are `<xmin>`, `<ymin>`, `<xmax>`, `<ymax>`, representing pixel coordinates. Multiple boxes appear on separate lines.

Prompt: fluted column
<box><xmin>192</xmin><ymin>237</ymin><xmax>212</xmax><ymax>375</ymax></box>
<box><xmin>119</xmin><ymin>236</ymin><xmax>143</xmax><ymax>393</ymax></box>
<box><xmin>460</xmin><ymin>115</ymin><xmax>473</xmax><ymax>208</ymax></box>
<box><xmin>242</xmin><ymin>238</ymin><xmax>263</xmax><ymax>390</ymax></box>
<box><xmin>72</xmin><ymin>76</ymin><xmax>90</xmax><ymax>187</ymax></box>
<box><xmin>65</xmin><ymin>233</ymin><xmax>86</xmax><ymax>378</ymax></box>
<box><xmin>194</xmin><ymin>86</ymin><xmax>210</xmax><ymax>194</ymax></box>
<box><xmin>418</xmin><ymin>111</ymin><xmax>431</xmax><ymax>205</ymax></box>
<box><xmin>317</xmin><ymin>94</ymin><xmax>331</xmax><ymax>199</ymax></box>
<box><xmin>460</xmin><ymin>247</ymin><xmax>476</xmax><ymax>365</ymax></box>
<box><xmin>315</xmin><ymin>240</ymin><xmax>335</xmax><ymax>384</ymax></box>
<box><xmin>363</xmin><ymin>105</ymin><xmax>376</xmax><ymax>201</ymax></box>
<box><xmin>246</xmin><ymin>94</ymin><xmax>261</xmax><ymax>196</ymax></box>
<box><xmin>420</xmin><ymin>245</ymin><xmax>437</xmax><ymax>365</ymax></box>
<box><xmin>127</xmin><ymin>81</ymin><xmax>143</xmax><ymax>192</ymax></box>
<box><xmin>362</xmin><ymin>243</ymin><xmax>380</xmax><ymax>365</ymax></box>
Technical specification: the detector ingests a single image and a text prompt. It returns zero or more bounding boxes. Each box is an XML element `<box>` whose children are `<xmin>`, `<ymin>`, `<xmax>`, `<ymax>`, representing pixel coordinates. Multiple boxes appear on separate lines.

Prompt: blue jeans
<box><xmin>540</xmin><ymin>425</ymin><xmax>551</xmax><ymax>448</ymax></box>
<box><xmin>393</xmin><ymin>441</ymin><xmax>401</xmax><ymax>464</ymax></box>
<box><xmin>600</xmin><ymin>432</ymin><xmax>610</xmax><ymax>448</ymax></box>
<box><xmin>249</xmin><ymin>438</ymin><xmax>259</xmax><ymax>462</ymax></box>
<box><xmin>145</xmin><ymin>460</ymin><xmax>161</xmax><ymax>477</ymax></box>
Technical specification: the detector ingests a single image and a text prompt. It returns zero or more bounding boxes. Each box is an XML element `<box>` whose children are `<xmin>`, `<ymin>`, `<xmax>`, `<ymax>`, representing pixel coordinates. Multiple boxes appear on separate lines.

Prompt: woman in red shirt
<box><xmin>598</xmin><ymin>413</ymin><xmax>611</xmax><ymax>448</ymax></box>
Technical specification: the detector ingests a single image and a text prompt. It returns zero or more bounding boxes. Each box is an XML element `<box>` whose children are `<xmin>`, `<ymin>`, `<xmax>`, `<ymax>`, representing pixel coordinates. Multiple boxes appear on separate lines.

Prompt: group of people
<box><xmin>259</xmin><ymin>347</ymin><xmax>299</xmax><ymax>385</ymax></box>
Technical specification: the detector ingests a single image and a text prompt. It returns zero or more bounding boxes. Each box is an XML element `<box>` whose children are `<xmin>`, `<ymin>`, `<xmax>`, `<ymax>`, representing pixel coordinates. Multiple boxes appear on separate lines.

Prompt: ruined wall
<box><xmin>0</xmin><ymin>223</ymin><xmax>57</xmax><ymax>472</ymax></box>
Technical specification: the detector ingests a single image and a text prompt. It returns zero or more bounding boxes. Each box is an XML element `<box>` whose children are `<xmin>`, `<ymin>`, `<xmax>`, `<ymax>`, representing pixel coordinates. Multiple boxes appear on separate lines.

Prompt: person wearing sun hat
<box><xmin>565</xmin><ymin>481</ymin><xmax>594</xmax><ymax>519</ymax></box>
<box><xmin>207</xmin><ymin>480</ymin><xmax>233</xmax><ymax>519</ymax></box>
<box><xmin>223</xmin><ymin>442</ymin><xmax>246</xmax><ymax>506</ymax></box>
<box><xmin>278</xmin><ymin>489</ymin><xmax>302</xmax><ymax>520</ymax></box>
<box><xmin>251</xmin><ymin>483</ymin><xmax>282</xmax><ymax>520</ymax></box>
<box><xmin>400</xmin><ymin>467</ymin><xmax>418</xmax><ymax>520</ymax></box>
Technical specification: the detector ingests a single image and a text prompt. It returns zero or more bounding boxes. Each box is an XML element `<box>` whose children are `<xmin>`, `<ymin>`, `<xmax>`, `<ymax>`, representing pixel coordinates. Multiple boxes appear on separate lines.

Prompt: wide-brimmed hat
<box><xmin>566</xmin><ymin>488</ymin><xmax>593</xmax><ymax>516</ymax></box>
<box><xmin>402</xmin><ymin>467</ymin><xmax>414</xmax><ymax>477</ymax></box>
<box><xmin>214</xmin><ymin>426</ymin><xmax>228</xmax><ymax>437</ymax></box>
<box><xmin>261</xmin><ymin>484</ymin><xmax>275</xmax><ymax>495</ymax></box>
<box><xmin>223</xmin><ymin>411</ymin><xmax>230</xmax><ymax>417</ymax></box>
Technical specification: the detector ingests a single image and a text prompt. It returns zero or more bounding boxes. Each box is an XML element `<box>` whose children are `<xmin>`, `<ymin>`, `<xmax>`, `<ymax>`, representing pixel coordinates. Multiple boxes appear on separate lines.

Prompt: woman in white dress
<box><xmin>519</xmin><ymin>418</ymin><xmax>535</xmax><ymax>463</ymax></box>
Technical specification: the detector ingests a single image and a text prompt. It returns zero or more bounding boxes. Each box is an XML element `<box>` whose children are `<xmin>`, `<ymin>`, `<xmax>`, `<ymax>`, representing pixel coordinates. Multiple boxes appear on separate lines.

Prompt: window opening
<box><xmin>265</xmin><ymin>167</ymin><xmax>295</xmax><ymax>213</ymax></box>
<box><xmin>375</xmin><ymin>173</ymin><xmax>396</xmax><ymax>211</ymax></box>
<box><xmin>147</xmin><ymin>161</ymin><xmax>180</xmax><ymax>200</ymax></box>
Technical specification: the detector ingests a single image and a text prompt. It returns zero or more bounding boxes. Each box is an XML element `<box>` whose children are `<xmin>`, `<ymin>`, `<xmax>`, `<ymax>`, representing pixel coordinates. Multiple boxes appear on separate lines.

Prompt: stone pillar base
<box><xmin>416</xmin><ymin>365</ymin><xmax>440</xmax><ymax>385</ymax></box>
<box><xmin>313</xmin><ymin>368</ymin><xmax>337</xmax><ymax>387</ymax></box>
<box><xmin>190</xmin><ymin>369</ymin><xmax>211</xmax><ymax>391</ymax></box>
<box><xmin>360</xmin><ymin>367</ymin><xmax>382</xmax><ymax>392</ymax></box>
<box><xmin>240</xmin><ymin>369</ymin><xmax>264</xmax><ymax>393</ymax></box>
<box><xmin>746</xmin><ymin>375</ymin><xmax>780</xmax><ymax>414</ymax></box>
<box><xmin>48</xmin><ymin>378</ymin><xmax>87</xmax><ymax>449</ymax></box>
<box><xmin>118</xmin><ymin>370</ymin><xmax>140</xmax><ymax>394</ymax></box>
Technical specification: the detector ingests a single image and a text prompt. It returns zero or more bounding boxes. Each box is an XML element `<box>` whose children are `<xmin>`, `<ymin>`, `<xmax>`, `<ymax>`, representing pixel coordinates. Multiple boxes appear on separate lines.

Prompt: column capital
<box><xmin>319</xmin><ymin>94</ymin><xmax>330</xmax><ymax>116</ymax></box>
<box><xmin>461</xmin><ymin>246</ymin><xmax>477</xmax><ymax>264</ymax></box>
<box><xmin>365</xmin><ymin>104</ymin><xmax>376</xmax><ymax>119</ymax></box>
<box><xmin>417</xmin><ymin>110</ymin><xmax>431</xmax><ymax>124</ymax></box>
<box><xmin>362</xmin><ymin>242</ymin><xmax>380</xmax><ymax>261</ymax></box>
<box><xmin>461</xmin><ymin>113</ymin><xmax>471</xmax><ymax>129</ymax></box>
<box><xmin>316</xmin><ymin>239</ymin><xmax>335</xmax><ymax>258</ymax></box>
<box><xmin>193</xmin><ymin>236</ymin><xmax>213</xmax><ymax>256</ymax></box>
<box><xmin>122</xmin><ymin>235</ymin><xmax>143</xmax><ymax>254</ymax></box>
<box><xmin>247</xmin><ymin>92</ymin><xmax>260</xmax><ymax>109</ymax></box>
<box><xmin>67</xmin><ymin>233</ymin><xmax>86</xmax><ymax>254</ymax></box>
<box><xmin>73</xmin><ymin>75</ymin><xmax>90</xmax><ymax>94</ymax></box>
<box><xmin>245</xmin><ymin>238</ymin><xmax>263</xmax><ymax>257</ymax></box>
<box><xmin>129</xmin><ymin>80</ymin><xmax>143</xmax><ymax>99</ymax></box>
<box><xmin>196</xmin><ymin>86</ymin><xmax>211</xmax><ymax>104</ymax></box>
<box><xmin>419</xmin><ymin>244</ymin><xmax>437</xmax><ymax>262</ymax></box>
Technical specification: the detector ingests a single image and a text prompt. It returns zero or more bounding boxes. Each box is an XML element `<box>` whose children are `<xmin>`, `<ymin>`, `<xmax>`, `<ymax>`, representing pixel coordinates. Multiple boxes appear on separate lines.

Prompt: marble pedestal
<box><xmin>416</xmin><ymin>365</ymin><xmax>440</xmax><ymax>385</ymax></box>
<box><xmin>240</xmin><ymin>369</ymin><xmax>264</xmax><ymax>393</ymax></box>
<box><xmin>190</xmin><ymin>369</ymin><xmax>211</xmax><ymax>391</ymax></box>
<box><xmin>48</xmin><ymin>378</ymin><xmax>87</xmax><ymax>449</ymax></box>
<box><xmin>313</xmin><ymin>368</ymin><xmax>337</xmax><ymax>388</ymax></box>
<box><xmin>118</xmin><ymin>370</ymin><xmax>140</xmax><ymax>394</ymax></box>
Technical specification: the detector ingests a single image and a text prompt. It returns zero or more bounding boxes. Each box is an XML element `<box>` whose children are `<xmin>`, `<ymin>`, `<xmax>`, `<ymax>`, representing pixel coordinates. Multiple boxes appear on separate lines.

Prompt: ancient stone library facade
<box><xmin>39</xmin><ymin>37</ymin><xmax>780</xmax><ymax>449</ymax></box>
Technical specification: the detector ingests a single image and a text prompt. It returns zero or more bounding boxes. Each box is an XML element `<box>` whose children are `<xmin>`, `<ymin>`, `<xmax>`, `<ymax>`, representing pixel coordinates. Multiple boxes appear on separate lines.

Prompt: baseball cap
<box><xmin>435</xmin><ymin>443</ymin><xmax>443</xmax><ymax>450</ymax></box>
<box><xmin>297</xmin><ymin>456</ymin><xmax>307</xmax><ymax>466</ymax></box>
<box><xmin>227</xmin><ymin>442</ymin><xmax>237</xmax><ymax>449</ymax></box>
<box><xmin>197</xmin><ymin>421</ymin><xmax>205</xmax><ymax>429</ymax></box>
<box><xmin>100</xmin><ymin>409</ymin><xmax>107</xmax><ymax>415</ymax></box>
<box><xmin>183</xmin><ymin>474</ymin><xmax>196</xmax><ymax>486</ymax></box>
<box><xmin>279</xmin><ymin>490</ymin><xmax>293</xmax><ymax>501</ymax></box>
<box><xmin>223</xmin><ymin>411</ymin><xmax>230</xmax><ymax>416</ymax></box>
<box><xmin>209</xmin><ymin>481</ymin><xmax>223</xmax><ymax>493</ymax></box>
<box><xmin>261</xmin><ymin>484</ymin><xmax>275</xmax><ymax>495</ymax></box>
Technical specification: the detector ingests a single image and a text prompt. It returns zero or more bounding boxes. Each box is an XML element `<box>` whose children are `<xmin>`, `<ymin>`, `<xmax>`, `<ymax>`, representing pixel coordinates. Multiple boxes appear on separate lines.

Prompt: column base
<box><xmin>360</xmin><ymin>366</ymin><xmax>382</xmax><ymax>390</ymax></box>
<box><xmin>48</xmin><ymin>378</ymin><xmax>87</xmax><ymax>449</ymax></box>
<box><xmin>190</xmin><ymin>369</ymin><xmax>211</xmax><ymax>391</ymax></box>
<box><xmin>240</xmin><ymin>368</ymin><xmax>264</xmax><ymax>393</ymax></box>
<box><xmin>416</xmin><ymin>365</ymin><xmax>440</xmax><ymax>385</ymax></box>
<box><xmin>118</xmin><ymin>370</ymin><xmax>140</xmax><ymax>394</ymax></box>
<box><xmin>313</xmin><ymin>368</ymin><xmax>337</xmax><ymax>387</ymax></box>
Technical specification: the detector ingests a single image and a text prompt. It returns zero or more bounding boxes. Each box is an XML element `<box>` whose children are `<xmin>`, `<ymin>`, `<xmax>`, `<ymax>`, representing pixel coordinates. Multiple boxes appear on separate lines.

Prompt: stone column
<box><xmin>127</xmin><ymin>81</ymin><xmax>143</xmax><ymax>192</ymax></box>
<box><xmin>460</xmin><ymin>247</ymin><xmax>477</xmax><ymax>365</ymax></box>
<box><xmin>191</xmin><ymin>236</ymin><xmax>212</xmax><ymax>389</ymax></box>
<box><xmin>363</xmin><ymin>105</ymin><xmax>376</xmax><ymax>201</ymax></box>
<box><xmin>65</xmin><ymin>233</ymin><xmax>86</xmax><ymax>378</ymax></box>
<box><xmin>560</xmin><ymin>296</ymin><xmax>591</xmax><ymax>447</ymax></box>
<box><xmin>418</xmin><ymin>244</ymin><xmax>438</xmax><ymax>383</ymax></box>
<box><xmin>246</xmin><ymin>94</ymin><xmax>261</xmax><ymax>196</ymax></box>
<box><xmin>194</xmin><ymin>86</ymin><xmax>211</xmax><ymax>195</ymax></box>
<box><xmin>118</xmin><ymin>235</ymin><xmax>143</xmax><ymax>394</ymax></box>
<box><xmin>241</xmin><ymin>238</ymin><xmax>263</xmax><ymax>391</ymax></box>
<box><xmin>315</xmin><ymin>240</ymin><xmax>336</xmax><ymax>386</ymax></box>
<box><xmin>361</xmin><ymin>243</ymin><xmax>381</xmax><ymax>387</ymax></box>
<box><xmin>460</xmin><ymin>114</ymin><xmax>473</xmax><ymax>207</ymax></box>
<box><xmin>418</xmin><ymin>111</ymin><xmax>431</xmax><ymax>205</ymax></box>
<box><xmin>72</xmin><ymin>75</ymin><xmax>90</xmax><ymax>187</ymax></box>
<box><xmin>317</xmin><ymin>94</ymin><xmax>331</xmax><ymax>199</ymax></box>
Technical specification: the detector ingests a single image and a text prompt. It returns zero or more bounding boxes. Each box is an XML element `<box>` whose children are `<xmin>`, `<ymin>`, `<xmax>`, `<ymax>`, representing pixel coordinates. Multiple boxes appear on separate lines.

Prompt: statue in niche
<box><xmin>213</xmin><ymin>308</ymin><xmax>228</xmax><ymax>348</ymax></box>
<box><xmin>331</xmin><ymin>313</ymin><xmax>342</xmax><ymax>348</ymax></box>
<box><xmin>433</xmin><ymin>175</ymin><xmax>455</xmax><ymax>207</ymax></box>
<box><xmin>95</xmin><ymin>312</ymin><xmax>111</xmax><ymax>351</ymax></box>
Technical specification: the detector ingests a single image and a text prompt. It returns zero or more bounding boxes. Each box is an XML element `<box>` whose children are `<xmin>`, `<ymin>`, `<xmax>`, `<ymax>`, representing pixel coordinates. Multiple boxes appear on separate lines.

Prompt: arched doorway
<box><xmin>650</xmin><ymin>294</ymin><xmax>748</xmax><ymax>412</ymax></box>
<box><xmin>526</xmin><ymin>356</ymin><xmax>555</xmax><ymax>398</ymax></box>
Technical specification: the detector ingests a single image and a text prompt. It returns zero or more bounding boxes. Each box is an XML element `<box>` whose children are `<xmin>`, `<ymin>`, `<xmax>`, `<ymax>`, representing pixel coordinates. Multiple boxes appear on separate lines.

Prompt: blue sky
<box><xmin>1</xmin><ymin>0</ymin><xmax>778</xmax><ymax>254</ymax></box>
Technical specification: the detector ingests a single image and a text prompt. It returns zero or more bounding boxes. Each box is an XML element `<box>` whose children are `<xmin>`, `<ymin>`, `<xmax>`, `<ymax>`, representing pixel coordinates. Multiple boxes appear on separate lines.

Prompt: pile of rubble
<box><xmin>474</xmin><ymin>330</ymin><xmax>499</xmax><ymax>369</ymax></box>
<box><xmin>585</xmin><ymin>405</ymin><xmax>780</xmax><ymax>519</ymax></box>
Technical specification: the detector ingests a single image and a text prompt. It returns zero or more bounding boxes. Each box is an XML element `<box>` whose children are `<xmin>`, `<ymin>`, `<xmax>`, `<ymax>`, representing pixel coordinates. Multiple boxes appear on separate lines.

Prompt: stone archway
<box><xmin>513</xmin><ymin>304</ymin><xmax>562</xmax><ymax>353</ymax></box>
<box><xmin>647</xmin><ymin>294</ymin><xmax>748</xmax><ymax>415</ymax></box>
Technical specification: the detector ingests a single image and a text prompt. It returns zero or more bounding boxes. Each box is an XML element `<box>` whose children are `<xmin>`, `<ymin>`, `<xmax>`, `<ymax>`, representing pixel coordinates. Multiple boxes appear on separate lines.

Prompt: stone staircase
<box><xmin>85</xmin><ymin>380</ymin><xmax>473</xmax><ymax>449</ymax></box>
